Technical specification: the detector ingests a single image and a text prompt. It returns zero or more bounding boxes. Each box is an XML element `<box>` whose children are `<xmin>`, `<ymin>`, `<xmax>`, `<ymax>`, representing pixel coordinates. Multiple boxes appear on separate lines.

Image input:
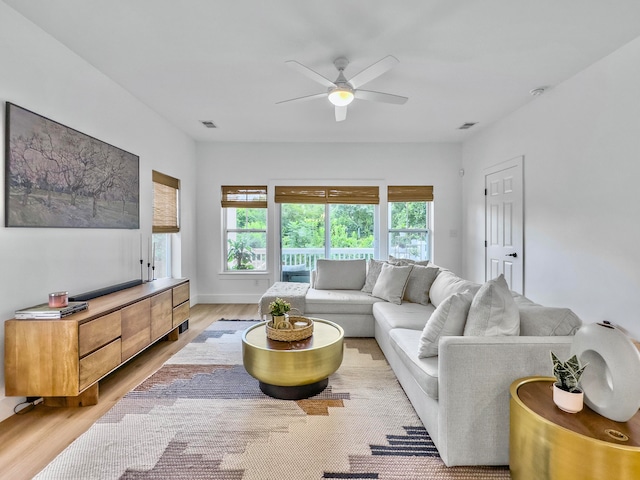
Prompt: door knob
<box><xmin>505</xmin><ymin>252</ymin><xmax>518</xmax><ymax>258</ymax></box>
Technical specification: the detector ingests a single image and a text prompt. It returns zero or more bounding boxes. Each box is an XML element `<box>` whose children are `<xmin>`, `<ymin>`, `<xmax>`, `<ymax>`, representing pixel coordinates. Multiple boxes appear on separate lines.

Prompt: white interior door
<box><xmin>485</xmin><ymin>157</ymin><xmax>524</xmax><ymax>293</ymax></box>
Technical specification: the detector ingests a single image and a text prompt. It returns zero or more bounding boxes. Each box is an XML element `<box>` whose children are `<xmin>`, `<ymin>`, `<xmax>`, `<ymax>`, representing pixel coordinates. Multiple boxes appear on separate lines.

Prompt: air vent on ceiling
<box><xmin>458</xmin><ymin>122</ymin><xmax>477</xmax><ymax>130</ymax></box>
<box><xmin>201</xmin><ymin>120</ymin><xmax>217</xmax><ymax>129</ymax></box>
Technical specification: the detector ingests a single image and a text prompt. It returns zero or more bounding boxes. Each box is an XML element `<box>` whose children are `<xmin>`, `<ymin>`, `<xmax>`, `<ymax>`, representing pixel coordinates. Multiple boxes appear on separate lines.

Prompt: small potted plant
<box><xmin>268</xmin><ymin>297</ymin><xmax>291</xmax><ymax>328</ymax></box>
<box><xmin>551</xmin><ymin>352</ymin><xmax>588</xmax><ymax>413</ymax></box>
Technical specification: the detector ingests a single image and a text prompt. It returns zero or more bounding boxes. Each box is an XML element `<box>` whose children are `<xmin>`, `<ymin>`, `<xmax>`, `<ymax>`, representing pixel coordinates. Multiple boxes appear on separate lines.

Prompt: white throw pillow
<box><xmin>403</xmin><ymin>264</ymin><xmax>440</xmax><ymax>305</ymax></box>
<box><xmin>418</xmin><ymin>290</ymin><xmax>474</xmax><ymax>358</ymax></box>
<box><xmin>464</xmin><ymin>274</ymin><xmax>520</xmax><ymax>336</ymax></box>
<box><xmin>371</xmin><ymin>263</ymin><xmax>413</xmax><ymax>305</ymax></box>
<box><xmin>361</xmin><ymin>259</ymin><xmax>386</xmax><ymax>293</ymax></box>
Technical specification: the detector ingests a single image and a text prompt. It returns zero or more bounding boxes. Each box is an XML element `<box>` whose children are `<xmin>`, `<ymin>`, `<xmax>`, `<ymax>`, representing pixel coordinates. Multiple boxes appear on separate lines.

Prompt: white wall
<box><xmin>0</xmin><ymin>3</ymin><xmax>197</xmax><ymax>421</ymax></box>
<box><xmin>462</xmin><ymin>36</ymin><xmax>640</xmax><ymax>338</ymax></box>
<box><xmin>196</xmin><ymin>142</ymin><xmax>462</xmax><ymax>303</ymax></box>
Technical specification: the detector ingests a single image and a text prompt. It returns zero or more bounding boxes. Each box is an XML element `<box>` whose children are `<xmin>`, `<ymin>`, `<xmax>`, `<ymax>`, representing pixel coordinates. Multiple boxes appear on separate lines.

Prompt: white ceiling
<box><xmin>6</xmin><ymin>0</ymin><xmax>640</xmax><ymax>143</ymax></box>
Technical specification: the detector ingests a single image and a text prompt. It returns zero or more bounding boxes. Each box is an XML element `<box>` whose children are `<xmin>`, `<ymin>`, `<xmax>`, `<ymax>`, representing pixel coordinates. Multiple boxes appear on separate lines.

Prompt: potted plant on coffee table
<box><xmin>268</xmin><ymin>297</ymin><xmax>291</xmax><ymax>329</ymax></box>
<box><xmin>551</xmin><ymin>351</ymin><xmax>588</xmax><ymax>413</ymax></box>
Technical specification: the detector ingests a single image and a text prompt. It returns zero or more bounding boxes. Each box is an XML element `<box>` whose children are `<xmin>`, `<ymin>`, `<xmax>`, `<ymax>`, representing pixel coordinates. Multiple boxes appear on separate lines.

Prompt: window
<box><xmin>152</xmin><ymin>171</ymin><xmax>180</xmax><ymax>279</ymax></box>
<box><xmin>276</xmin><ymin>186</ymin><xmax>378</xmax><ymax>279</ymax></box>
<box><xmin>222</xmin><ymin>186</ymin><xmax>267</xmax><ymax>271</ymax></box>
<box><xmin>388</xmin><ymin>186</ymin><xmax>433</xmax><ymax>262</ymax></box>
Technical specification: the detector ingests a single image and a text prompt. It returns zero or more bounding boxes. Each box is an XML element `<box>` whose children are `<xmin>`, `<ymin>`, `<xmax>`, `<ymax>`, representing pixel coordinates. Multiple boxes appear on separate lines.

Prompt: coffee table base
<box><xmin>259</xmin><ymin>378</ymin><xmax>328</xmax><ymax>400</ymax></box>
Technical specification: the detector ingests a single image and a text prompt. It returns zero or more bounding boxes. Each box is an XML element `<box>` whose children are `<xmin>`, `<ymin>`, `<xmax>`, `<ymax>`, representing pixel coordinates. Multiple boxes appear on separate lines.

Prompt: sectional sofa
<box><xmin>293</xmin><ymin>258</ymin><xmax>582</xmax><ymax>466</ymax></box>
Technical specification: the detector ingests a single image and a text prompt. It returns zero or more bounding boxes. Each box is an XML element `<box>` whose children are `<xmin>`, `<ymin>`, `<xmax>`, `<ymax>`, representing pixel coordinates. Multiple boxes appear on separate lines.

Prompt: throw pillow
<box><xmin>371</xmin><ymin>263</ymin><xmax>413</xmax><ymax>305</ymax></box>
<box><xmin>464</xmin><ymin>274</ymin><xmax>520</xmax><ymax>336</ymax></box>
<box><xmin>361</xmin><ymin>259</ymin><xmax>386</xmax><ymax>293</ymax></box>
<box><xmin>389</xmin><ymin>255</ymin><xmax>430</xmax><ymax>266</ymax></box>
<box><xmin>418</xmin><ymin>290</ymin><xmax>474</xmax><ymax>358</ymax></box>
<box><xmin>403</xmin><ymin>264</ymin><xmax>440</xmax><ymax>305</ymax></box>
<box><xmin>314</xmin><ymin>259</ymin><xmax>366</xmax><ymax>290</ymax></box>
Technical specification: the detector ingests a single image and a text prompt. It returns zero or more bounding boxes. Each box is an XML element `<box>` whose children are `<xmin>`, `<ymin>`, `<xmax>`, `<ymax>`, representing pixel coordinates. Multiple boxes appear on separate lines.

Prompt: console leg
<box><xmin>43</xmin><ymin>383</ymin><xmax>99</xmax><ymax>407</ymax></box>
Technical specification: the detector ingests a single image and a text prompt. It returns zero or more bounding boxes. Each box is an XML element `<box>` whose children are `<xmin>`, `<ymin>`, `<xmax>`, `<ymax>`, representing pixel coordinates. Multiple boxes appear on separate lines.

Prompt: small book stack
<box><xmin>15</xmin><ymin>301</ymin><xmax>89</xmax><ymax>319</ymax></box>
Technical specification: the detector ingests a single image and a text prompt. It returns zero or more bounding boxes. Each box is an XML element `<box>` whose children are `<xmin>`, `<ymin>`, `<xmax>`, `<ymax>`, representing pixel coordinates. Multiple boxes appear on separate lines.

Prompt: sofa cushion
<box><xmin>305</xmin><ymin>288</ymin><xmax>382</xmax><ymax>315</ymax></box>
<box><xmin>371</xmin><ymin>263</ymin><xmax>413</xmax><ymax>305</ymax></box>
<box><xmin>429</xmin><ymin>270</ymin><xmax>481</xmax><ymax>308</ymax></box>
<box><xmin>389</xmin><ymin>328</ymin><xmax>440</xmax><ymax>400</ymax></box>
<box><xmin>403</xmin><ymin>264</ymin><xmax>440</xmax><ymax>305</ymax></box>
<box><xmin>314</xmin><ymin>259</ymin><xmax>366</xmax><ymax>290</ymax></box>
<box><xmin>373</xmin><ymin>301</ymin><xmax>435</xmax><ymax>332</ymax></box>
<box><xmin>418</xmin><ymin>290</ymin><xmax>474</xmax><ymax>358</ymax></box>
<box><xmin>464</xmin><ymin>274</ymin><xmax>520</xmax><ymax>336</ymax></box>
<box><xmin>512</xmin><ymin>293</ymin><xmax>582</xmax><ymax>336</ymax></box>
<box><xmin>361</xmin><ymin>259</ymin><xmax>387</xmax><ymax>293</ymax></box>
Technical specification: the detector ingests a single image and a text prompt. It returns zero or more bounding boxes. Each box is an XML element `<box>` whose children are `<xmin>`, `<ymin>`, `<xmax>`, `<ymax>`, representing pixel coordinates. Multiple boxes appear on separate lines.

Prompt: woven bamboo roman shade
<box><xmin>221</xmin><ymin>186</ymin><xmax>268</xmax><ymax>208</ymax></box>
<box><xmin>152</xmin><ymin>171</ymin><xmax>180</xmax><ymax>233</ymax></box>
<box><xmin>388</xmin><ymin>185</ymin><xmax>434</xmax><ymax>202</ymax></box>
<box><xmin>274</xmin><ymin>186</ymin><xmax>379</xmax><ymax>204</ymax></box>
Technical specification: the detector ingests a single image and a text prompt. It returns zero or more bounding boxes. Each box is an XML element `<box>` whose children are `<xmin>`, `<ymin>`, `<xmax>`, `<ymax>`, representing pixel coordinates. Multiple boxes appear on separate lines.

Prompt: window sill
<box><xmin>218</xmin><ymin>271</ymin><xmax>270</xmax><ymax>279</ymax></box>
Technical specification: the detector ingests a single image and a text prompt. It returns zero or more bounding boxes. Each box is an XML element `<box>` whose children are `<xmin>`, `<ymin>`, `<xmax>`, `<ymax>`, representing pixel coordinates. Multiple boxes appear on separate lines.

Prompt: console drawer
<box><xmin>79</xmin><ymin>311</ymin><xmax>122</xmax><ymax>357</ymax></box>
<box><xmin>173</xmin><ymin>283</ymin><xmax>189</xmax><ymax>307</ymax></box>
<box><xmin>173</xmin><ymin>301</ymin><xmax>190</xmax><ymax>327</ymax></box>
<box><xmin>79</xmin><ymin>338</ymin><xmax>121</xmax><ymax>390</ymax></box>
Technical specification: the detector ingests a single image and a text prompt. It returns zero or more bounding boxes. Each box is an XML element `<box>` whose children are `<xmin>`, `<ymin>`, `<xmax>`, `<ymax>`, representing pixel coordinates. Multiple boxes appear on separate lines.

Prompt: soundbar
<box><xmin>69</xmin><ymin>279</ymin><xmax>143</xmax><ymax>302</ymax></box>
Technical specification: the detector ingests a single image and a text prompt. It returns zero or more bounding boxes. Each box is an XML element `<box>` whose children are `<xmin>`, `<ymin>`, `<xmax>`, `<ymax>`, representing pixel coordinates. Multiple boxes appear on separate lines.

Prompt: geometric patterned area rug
<box><xmin>36</xmin><ymin>320</ymin><xmax>511</xmax><ymax>480</ymax></box>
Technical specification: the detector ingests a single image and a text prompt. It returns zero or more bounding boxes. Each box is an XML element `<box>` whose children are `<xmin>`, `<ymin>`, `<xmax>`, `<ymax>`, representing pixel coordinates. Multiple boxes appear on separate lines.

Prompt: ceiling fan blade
<box><xmin>276</xmin><ymin>92</ymin><xmax>327</xmax><ymax>104</ymax></box>
<box><xmin>285</xmin><ymin>60</ymin><xmax>336</xmax><ymax>88</ymax></box>
<box><xmin>348</xmin><ymin>55</ymin><xmax>399</xmax><ymax>89</ymax></box>
<box><xmin>355</xmin><ymin>89</ymin><xmax>408</xmax><ymax>105</ymax></box>
<box><xmin>335</xmin><ymin>105</ymin><xmax>347</xmax><ymax>122</ymax></box>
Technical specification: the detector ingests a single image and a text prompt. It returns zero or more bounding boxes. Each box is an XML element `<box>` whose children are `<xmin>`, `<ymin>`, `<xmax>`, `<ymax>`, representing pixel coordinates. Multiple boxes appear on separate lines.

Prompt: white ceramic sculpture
<box><xmin>571</xmin><ymin>322</ymin><xmax>640</xmax><ymax>422</ymax></box>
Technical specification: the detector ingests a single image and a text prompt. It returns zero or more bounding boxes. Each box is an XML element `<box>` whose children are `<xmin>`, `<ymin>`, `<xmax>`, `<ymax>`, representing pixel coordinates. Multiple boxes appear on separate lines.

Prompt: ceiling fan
<box><xmin>277</xmin><ymin>55</ymin><xmax>408</xmax><ymax>122</ymax></box>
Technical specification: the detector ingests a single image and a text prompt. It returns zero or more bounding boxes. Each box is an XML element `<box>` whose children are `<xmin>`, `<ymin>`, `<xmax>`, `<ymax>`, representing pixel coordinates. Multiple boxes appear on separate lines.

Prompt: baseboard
<box><xmin>195</xmin><ymin>293</ymin><xmax>262</xmax><ymax>304</ymax></box>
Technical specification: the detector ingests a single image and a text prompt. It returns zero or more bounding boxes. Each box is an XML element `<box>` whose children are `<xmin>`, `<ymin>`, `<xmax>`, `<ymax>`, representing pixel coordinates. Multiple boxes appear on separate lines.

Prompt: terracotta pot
<box><xmin>553</xmin><ymin>384</ymin><xmax>584</xmax><ymax>413</ymax></box>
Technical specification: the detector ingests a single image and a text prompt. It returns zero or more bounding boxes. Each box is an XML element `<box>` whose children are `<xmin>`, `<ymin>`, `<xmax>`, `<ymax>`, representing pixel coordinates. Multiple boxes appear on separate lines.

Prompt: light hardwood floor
<box><xmin>0</xmin><ymin>304</ymin><xmax>259</xmax><ymax>480</ymax></box>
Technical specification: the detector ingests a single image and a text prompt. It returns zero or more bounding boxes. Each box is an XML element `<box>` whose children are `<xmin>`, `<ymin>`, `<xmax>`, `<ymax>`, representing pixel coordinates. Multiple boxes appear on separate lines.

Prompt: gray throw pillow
<box><xmin>361</xmin><ymin>259</ymin><xmax>386</xmax><ymax>293</ymax></box>
<box><xmin>389</xmin><ymin>255</ymin><xmax>430</xmax><ymax>266</ymax></box>
<box><xmin>464</xmin><ymin>274</ymin><xmax>520</xmax><ymax>336</ymax></box>
<box><xmin>371</xmin><ymin>263</ymin><xmax>413</xmax><ymax>305</ymax></box>
<box><xmin>403</xmin><ymin>264</ymin><xmax>440</xmax><ymax>305</ymax></box>
<box><xmin>418</xmin><ymin>290</ymin><xmax>474</xmax><ymax>358</ymax></box>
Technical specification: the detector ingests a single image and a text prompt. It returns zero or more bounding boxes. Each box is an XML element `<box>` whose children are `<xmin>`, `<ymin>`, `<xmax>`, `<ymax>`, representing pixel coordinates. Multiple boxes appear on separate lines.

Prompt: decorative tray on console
<box><xmin>266</xmin><ymin>316</ymin><xmax>314</xmax><ymax>342</ymax></box>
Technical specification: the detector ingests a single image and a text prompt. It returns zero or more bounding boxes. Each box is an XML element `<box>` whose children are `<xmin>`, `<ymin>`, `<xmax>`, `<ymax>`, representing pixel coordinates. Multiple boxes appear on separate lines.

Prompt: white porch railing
<box><xmin>247</xmin><ymin>247</ymin><xmax>374</xmax><ymax>272</ymax></box>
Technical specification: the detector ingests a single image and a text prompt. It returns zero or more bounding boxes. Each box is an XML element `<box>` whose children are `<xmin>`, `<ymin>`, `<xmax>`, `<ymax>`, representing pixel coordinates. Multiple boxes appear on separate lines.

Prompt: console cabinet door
<box><xmin>121</xmin><ymin>298</ymin><xmax>151</xmax><ymax>361</ymax></box>
<box><xmin>150</xmin><ymin>290</ymin><xmax>173</xmax><ymax>341</ymax></box>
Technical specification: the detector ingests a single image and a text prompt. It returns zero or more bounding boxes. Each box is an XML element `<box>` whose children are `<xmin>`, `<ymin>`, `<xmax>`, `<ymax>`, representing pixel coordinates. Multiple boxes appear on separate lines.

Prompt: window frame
<box><xmin>221</xmin><ymin>186</ymin><xmax>268</xmax><ymax>273</ymax></box>
<box><xmin>387</xmin><ymin>186</ymin><xmax>434</xmax><ymax>262</ymax></box>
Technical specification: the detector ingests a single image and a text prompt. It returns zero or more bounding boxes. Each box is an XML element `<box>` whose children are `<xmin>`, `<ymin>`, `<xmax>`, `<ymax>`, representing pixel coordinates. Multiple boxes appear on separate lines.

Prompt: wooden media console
<box><xmin>4</xmin><ymin>278</ymin><xmax>190</xmax><ymax>406</ymax></box>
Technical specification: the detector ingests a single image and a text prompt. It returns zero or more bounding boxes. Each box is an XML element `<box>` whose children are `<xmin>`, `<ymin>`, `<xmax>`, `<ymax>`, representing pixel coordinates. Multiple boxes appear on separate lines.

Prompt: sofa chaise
<box><xmin>269</xmin><ymin>258</ymin><xmax>582</xmax><ymax>466</ymax></box>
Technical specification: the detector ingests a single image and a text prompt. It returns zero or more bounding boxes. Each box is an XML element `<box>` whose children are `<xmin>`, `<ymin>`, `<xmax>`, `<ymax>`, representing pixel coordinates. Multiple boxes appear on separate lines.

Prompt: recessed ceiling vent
<box><xmin>458</xmin><ymin>122</ymin><xmax>477</xmax><ymax>130</ymax></box>
<box><xmin>201</xmin><ymin>120</ymin><xmax>217</xmax><ymax>128</ymax></box>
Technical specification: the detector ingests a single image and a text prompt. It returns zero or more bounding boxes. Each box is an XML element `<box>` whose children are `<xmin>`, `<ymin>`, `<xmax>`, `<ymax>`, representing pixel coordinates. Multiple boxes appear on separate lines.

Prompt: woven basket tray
<box><xmin>266</xmin><ymin>316</ymin><xmax>314</xmax><ymax>342</ymax></box>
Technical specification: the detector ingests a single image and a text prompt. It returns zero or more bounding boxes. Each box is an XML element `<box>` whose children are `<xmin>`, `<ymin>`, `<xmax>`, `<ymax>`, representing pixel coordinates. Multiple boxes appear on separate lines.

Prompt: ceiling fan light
<box><xmin>328</xmin><ymin>88</ymin><xmax>354</xmax><ymax>106</ymax></box>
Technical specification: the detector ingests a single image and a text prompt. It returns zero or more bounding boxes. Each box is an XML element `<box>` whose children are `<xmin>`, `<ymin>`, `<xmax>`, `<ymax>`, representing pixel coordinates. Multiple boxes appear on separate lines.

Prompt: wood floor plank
<box><xmin>0</xmin><ymin>304</ymin><xmax>259</xmax><ymax>480</ymax></box>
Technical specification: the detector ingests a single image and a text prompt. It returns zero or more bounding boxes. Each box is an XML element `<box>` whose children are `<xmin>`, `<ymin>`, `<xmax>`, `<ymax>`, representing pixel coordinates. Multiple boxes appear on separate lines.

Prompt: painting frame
<box><xmin>4</xmin><ymin>102</ymin><xmax>140</xmax><ymax>229</ymax></box>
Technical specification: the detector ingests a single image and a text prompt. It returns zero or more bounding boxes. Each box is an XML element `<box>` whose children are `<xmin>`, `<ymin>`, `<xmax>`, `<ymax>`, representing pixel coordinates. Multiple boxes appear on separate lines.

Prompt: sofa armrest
<box><xmin>437</xmin><ymin>335</ymin><xmax>573</xmax><ymax>466</ymax></box>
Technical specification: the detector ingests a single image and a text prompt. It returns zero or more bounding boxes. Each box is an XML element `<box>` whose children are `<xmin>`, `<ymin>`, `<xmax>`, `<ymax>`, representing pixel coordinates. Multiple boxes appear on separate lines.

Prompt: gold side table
<box><xmin>242</xmin><ymin>318</ymin><xmax>344</xmax><ymax>399</ymax></box>
<box><xmin>510</xmin><ymin>376</ymin><xmax>640</xmax><ymax>480</ymax></box>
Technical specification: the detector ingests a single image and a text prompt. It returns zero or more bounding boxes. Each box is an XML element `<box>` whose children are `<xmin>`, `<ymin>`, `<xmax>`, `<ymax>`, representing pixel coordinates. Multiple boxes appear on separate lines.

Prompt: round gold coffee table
<box><xmin>242</xmin><ymin>318</ymin><xmax>344</xmax><ymax>399</ymax></box>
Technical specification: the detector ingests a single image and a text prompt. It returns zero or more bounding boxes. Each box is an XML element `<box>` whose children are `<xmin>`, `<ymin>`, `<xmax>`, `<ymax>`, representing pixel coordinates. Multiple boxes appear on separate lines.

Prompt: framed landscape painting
<box><xmin>4</xmin><ymin>102</ymin><xmax>140</xmax><ymax>228</ymax></box>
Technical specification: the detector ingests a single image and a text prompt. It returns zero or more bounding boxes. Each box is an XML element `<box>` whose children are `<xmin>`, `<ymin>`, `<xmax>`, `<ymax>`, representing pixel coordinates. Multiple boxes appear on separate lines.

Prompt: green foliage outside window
<box><xmin>389</xmin><ymin>202</ymin><xmax>429</xmax><ymax>261</ymax></box>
